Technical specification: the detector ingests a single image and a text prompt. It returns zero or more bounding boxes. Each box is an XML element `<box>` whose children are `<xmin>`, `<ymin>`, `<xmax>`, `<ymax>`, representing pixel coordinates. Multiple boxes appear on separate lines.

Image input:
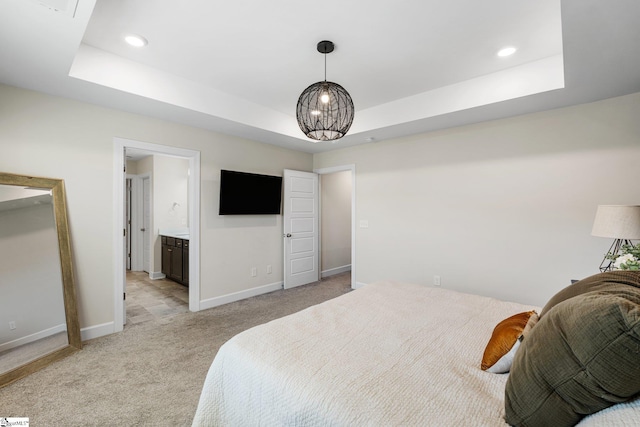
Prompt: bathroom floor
<box><xmin>125</xmin><ymin>270</ymin><xmax>189</xmax><ymax>326</ymax></box>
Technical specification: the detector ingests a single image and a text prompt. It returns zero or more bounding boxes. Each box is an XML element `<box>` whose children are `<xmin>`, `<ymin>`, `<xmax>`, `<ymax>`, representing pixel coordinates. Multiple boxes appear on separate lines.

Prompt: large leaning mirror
<box><xmin>0</xmin><ymin>172</ymin><xmax>81</xmax><ymax>388</ymax></box>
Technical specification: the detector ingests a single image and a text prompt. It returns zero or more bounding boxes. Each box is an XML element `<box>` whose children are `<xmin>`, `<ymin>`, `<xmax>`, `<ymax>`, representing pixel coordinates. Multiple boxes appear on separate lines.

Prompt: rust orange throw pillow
<box><xmin>481</xmin><ymin>310</ymin><xmax>538</xmax><ymax>373</ymax></box>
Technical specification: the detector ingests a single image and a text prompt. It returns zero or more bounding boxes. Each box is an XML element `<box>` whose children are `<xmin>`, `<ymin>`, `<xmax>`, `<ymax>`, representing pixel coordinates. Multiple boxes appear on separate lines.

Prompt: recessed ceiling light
<box><xmin>497</xmin><ymin>47</ymin><xmax>517</xmax><ymax>57</ymax></box>
<box><xmin>125</xmin><ymin>34</ymin><xmax>148</xmax><ymax>47</ymax></box>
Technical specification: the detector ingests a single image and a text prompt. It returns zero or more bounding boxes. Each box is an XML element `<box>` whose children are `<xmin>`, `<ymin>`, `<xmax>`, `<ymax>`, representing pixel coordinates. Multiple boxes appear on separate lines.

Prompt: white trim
<box><xmin>0</xmin><ymin>324</ymin><xmax>66</xmax><ymax>353</ymax></box>
<box><xmin>149</xmin><ymin>271</ymin><xmax>166</xmax><ymax>280</ymax></box>
<box><xmin>114</xmin><ymin>137</ymin><xmax>201</xmax><ymax>335</ymax></box>
<box><xmin>80</xmin><ymin>322</ymin><xmax>115</xmax><ymax>341</ymax></box>
<box><xmin>199</xmin><ymin>281</ymin><xmax>283</xmax><ymax>311</ymax></box>
<box><xmin>114</xmin><ymin>142</ymin><xmax>126</xmax><ymax>332</ymax></box>
<box><xmin>354</xmin><ymin>281</ymin><xmax>367</xmax><ymax>289</ymax></box>
<box><xmin>321</xmin><ymin>264</ymin><xmax>351</xmax><ymax>278</ymax></box>
<box><xmin>314</xmin><ymin>164</ymin><xmax>357</xmax><ymax>290</ymax></box>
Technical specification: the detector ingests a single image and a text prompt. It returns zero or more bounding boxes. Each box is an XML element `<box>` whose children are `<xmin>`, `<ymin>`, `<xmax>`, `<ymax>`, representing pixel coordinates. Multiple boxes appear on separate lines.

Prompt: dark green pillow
<box><xmin>505</xmin><ymin>275</ymin><xmax>640</xmax><ymax>427</ymax></box>
<box><xmin>539</xmin><ymin>271</ymin><xmax>640</xmax><ymax>318</ymax></box>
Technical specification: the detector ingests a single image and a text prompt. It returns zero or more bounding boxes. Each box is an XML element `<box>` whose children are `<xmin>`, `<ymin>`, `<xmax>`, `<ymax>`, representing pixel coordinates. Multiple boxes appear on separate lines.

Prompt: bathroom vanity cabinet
<box><xmin>161</xmin><ymin>235</ymin><xmax>189</xmax><ymax>286</ymax></box>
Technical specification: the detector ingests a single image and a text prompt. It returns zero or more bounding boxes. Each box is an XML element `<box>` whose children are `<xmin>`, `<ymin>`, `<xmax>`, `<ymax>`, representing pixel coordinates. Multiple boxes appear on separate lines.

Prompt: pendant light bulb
<box><xmin>320</xmin><ymin>93</ymin><xmax>330</xmax><ymax>104</ymax></box>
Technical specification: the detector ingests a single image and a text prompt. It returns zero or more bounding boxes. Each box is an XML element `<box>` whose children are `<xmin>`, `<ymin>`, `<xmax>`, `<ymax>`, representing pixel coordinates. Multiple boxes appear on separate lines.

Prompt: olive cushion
<box><xmin>539</xmin><ymin>271</ymin><xmax>640</xmax><ymax>318</ymax></box>
<box><xmin>504</xmin><ymin>271</ymin><xmax>640</xmax><ymax>427</ymax></box>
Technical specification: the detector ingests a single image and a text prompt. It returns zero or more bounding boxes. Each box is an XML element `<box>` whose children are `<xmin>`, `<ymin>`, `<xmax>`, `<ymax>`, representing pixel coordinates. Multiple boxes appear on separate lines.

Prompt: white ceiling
<box><xmin>1</xmin><ymin>0</ymin><xmax>639</xmax><ymax>154</ymax></box>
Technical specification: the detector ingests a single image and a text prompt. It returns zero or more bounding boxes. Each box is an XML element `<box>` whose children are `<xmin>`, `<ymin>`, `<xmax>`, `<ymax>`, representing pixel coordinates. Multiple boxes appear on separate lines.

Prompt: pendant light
<box><xmin>296</xmin><ymin>41</ymin><xmax>355</xmax><ymax>142</ymax></box>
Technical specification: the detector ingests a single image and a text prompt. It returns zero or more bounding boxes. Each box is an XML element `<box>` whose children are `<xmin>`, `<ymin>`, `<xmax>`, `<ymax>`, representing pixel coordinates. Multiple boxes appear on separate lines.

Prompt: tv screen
<box><xmin>219</xmin><ymin>170</ymin><xmax>283</xmax><ymax>215</ymax></box>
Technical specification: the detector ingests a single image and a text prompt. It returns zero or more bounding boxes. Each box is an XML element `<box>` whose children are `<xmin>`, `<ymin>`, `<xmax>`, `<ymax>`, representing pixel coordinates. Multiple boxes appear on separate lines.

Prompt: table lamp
<box><xmin>591</xmin><ymin>205</ymin><xmax>640</xmax><ymax>271</ymax></box>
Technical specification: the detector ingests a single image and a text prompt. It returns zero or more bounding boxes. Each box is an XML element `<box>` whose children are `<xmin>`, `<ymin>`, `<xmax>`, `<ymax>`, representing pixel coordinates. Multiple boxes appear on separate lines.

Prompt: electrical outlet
<box><xmin>267</xmin><ymin>264</ymin><xmax>272</xmax><ymax>274</ymax></box>
<box><xmin>433</xmin><ymin>275</ymin><xmax>441</xmax><ymax>286</ymax></box>
<box><xmin>9</xmin><ymin>321</ymin><xmax>16</xmax><ymax>330</ymax></box>
<box><xmin>251</xmin><ymin>267</ymin><xmax>257</xmax><ymax>277</ymax></box>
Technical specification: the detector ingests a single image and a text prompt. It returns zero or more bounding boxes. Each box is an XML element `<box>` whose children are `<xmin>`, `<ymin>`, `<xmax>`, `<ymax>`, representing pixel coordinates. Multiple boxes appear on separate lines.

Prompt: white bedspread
<box><xmin>192</xmin><ymin>282</ymin><xmax>640</xmax><ymax>426</ymax></box>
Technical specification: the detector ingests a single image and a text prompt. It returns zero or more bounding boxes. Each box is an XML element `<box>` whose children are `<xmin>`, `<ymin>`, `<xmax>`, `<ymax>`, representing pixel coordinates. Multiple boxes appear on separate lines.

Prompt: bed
<box><xmin>192</xmin><ymin>272</ymin><xmax>640</xmax><ymax>426</ymax></box>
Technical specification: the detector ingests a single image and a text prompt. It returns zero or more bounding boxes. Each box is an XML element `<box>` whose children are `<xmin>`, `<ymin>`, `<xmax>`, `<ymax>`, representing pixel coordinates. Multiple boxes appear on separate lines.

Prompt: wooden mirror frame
<box><xmin>0</xmin><ymin>172</ymin><xmax>82</xmax><ymax>388</ymax></box>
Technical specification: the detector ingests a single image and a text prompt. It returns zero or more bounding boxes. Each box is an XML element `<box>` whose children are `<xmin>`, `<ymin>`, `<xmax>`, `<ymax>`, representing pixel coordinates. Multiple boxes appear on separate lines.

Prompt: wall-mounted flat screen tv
<box><xmin>219</xmin><ymin>169</ymin><xmax>283</xmax><ymax>215</ymax></box>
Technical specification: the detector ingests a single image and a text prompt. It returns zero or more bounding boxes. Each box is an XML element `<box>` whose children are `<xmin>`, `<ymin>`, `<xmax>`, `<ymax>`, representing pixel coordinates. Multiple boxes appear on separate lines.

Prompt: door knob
<box><xmin>284</xmin><ymin>233</ymin><xmax>292</xmax><ymax>238</ymax></box>
<box><xmin>140</xmin><ymin>228</ymin><xmax>146</xmax><ymax>232</ymax></box>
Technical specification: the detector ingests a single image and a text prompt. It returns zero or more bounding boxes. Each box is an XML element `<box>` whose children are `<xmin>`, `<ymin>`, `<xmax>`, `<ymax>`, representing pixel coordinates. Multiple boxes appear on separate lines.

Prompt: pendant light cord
<box><xmin>324</xmin><ymin>53</ymin><xmax>327</xmax><ymax>82</ymax></box>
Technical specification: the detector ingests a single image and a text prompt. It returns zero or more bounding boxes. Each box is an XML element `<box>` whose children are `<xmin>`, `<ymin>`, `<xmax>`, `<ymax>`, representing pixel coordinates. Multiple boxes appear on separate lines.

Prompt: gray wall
<box><xmin>315</xmin><ymin>92</ymin><xmax>640</xmax><ymax>306</ymax></box>
<box><xmin>2</xmin><ymin>80</ymin><xmax>639</xmax><ymax>337</ymax></box>
<box><xmin>0</xmin><ymin>83</ymin><xmax>313</xmax><ymax>334</ymax></box>
<box><xmin>321</xmin><ymin>171</ymin><xmax>352</xmax><ymax>275</ymax></box>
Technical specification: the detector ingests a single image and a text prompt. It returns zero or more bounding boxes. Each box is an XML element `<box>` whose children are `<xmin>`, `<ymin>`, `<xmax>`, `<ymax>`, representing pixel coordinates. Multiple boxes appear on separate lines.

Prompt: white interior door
<box><xmin>142</xmin><ymin>176</ymin><xmax>151</xmax><ymax>273</ymax></box>
<box><xmin>283</xmin><ymin>169</ymin><xmax>319</xmax><ymax>289</ymax></box>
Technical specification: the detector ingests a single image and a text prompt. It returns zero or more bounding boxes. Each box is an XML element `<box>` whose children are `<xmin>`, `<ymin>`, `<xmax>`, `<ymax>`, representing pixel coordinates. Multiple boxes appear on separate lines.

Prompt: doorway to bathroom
<box><xmin>113</xmin><ymin>137</ymin><xmax>201</xmax><ymax>333</ymax></box>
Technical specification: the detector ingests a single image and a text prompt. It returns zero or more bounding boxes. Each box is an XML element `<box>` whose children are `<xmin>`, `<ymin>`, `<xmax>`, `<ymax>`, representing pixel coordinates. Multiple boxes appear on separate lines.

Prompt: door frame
<box><xmin>113</xmin><ymin>137</ymin><xmax>201</xmax><ymax>333</ymax></box>
<box><xmin>314</xmin><ymin>164</ymin><xmax>357</xmax><ymax>289</ymax></box>
<box><xmin>126</xmin><ymin>177</ymin><xmax>133</xmax><ymax>270</ymax></box>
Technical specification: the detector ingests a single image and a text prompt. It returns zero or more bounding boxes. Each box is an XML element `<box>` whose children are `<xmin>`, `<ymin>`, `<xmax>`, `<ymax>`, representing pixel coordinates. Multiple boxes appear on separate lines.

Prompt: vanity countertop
<box><xmin>162</xmin><ymin>233</ymin><xmax>189</xmax><ymax>240</ymax></box>
<box><xmin>159</xmin><ymin>229</ymin><xmax>190</xmax><ymax>240</ymax></box>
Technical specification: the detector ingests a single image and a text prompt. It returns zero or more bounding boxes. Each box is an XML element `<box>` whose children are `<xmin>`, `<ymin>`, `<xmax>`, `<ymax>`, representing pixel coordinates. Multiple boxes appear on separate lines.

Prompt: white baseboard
<box><xmin>79</xmin><ymin>281</ymin><xmax>283</xmax><ymax>341</ymax></box>
<box><xmin>0</xmin><ymin>323</ymin><xmax>67</xmax><ymax>353</ymax></box>
<box><xmin>80</xmin><ymin>322</ymin><xmax>115</xmax><ymax>342</ymax></box>
<box><xmin>321</xmin><ymin>264</ymin><xmax>351</xmax><ymax>278</ymax></box>
<box><xmin>78</xmin><ymin>274</ymin><xmax>354</xmax><ymax>342</ymax></box>
<box><xmin>199</xmin><ymin>281</ymin><xmax>283</xmax><ymax>311</ymax></box>
<box><xmin>149</xmin><ymin>271</ymin><xmax>165</xmax><ymax>280</ymax></box>
<box><xmin>354</xmin><ymin>281</ymin><xmax>367</xmax><ymax>289</ymax></box>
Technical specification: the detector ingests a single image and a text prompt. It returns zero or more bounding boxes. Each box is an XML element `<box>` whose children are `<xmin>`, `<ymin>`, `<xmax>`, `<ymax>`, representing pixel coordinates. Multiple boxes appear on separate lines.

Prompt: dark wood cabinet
<box><xmin>161</xmin><ymin>235</ymin><xmax>189</xmax><ymax>287</ymax></box>
<box><xmin>161</xmin><ymin>240</ymin><xmax>171</xmax><ymax>276</ymax></box>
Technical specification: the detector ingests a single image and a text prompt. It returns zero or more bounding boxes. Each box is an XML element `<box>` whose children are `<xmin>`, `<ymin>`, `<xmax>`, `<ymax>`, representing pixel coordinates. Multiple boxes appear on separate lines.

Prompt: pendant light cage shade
<box><xmin>296</xmin><ymin>81</ymin><xmax>354</xmax><ymax>141</ymax></box>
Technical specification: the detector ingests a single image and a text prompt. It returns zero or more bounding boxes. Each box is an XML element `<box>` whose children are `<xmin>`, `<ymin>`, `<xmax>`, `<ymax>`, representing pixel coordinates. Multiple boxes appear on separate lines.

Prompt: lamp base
<box><xmin>599</xmin><ymin>239</ymin><xmax>634</xmax><ymax>272</ymax></box>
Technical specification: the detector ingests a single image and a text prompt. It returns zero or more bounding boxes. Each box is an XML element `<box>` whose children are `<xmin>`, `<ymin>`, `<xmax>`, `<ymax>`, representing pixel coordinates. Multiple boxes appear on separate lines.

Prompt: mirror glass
<box><xmin>0</xmin><ymin>173</ymin><xmax>81</xmax><ymax>388</ymax></box>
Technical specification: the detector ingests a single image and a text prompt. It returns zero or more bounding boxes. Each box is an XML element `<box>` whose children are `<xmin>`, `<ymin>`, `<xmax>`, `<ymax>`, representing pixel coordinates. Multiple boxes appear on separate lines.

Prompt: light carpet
<box><xmin>0</xmin><ymin>273</ymin><xmax>351</xmax><ymax>426</ymax></box>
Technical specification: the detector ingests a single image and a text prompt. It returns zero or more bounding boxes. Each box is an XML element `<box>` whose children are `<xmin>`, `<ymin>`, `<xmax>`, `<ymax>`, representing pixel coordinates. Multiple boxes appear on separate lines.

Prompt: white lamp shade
<box><xmin>591</xmin><ymin>205</ymin><xmax>640</xmax><ymax>239</ymax></box>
